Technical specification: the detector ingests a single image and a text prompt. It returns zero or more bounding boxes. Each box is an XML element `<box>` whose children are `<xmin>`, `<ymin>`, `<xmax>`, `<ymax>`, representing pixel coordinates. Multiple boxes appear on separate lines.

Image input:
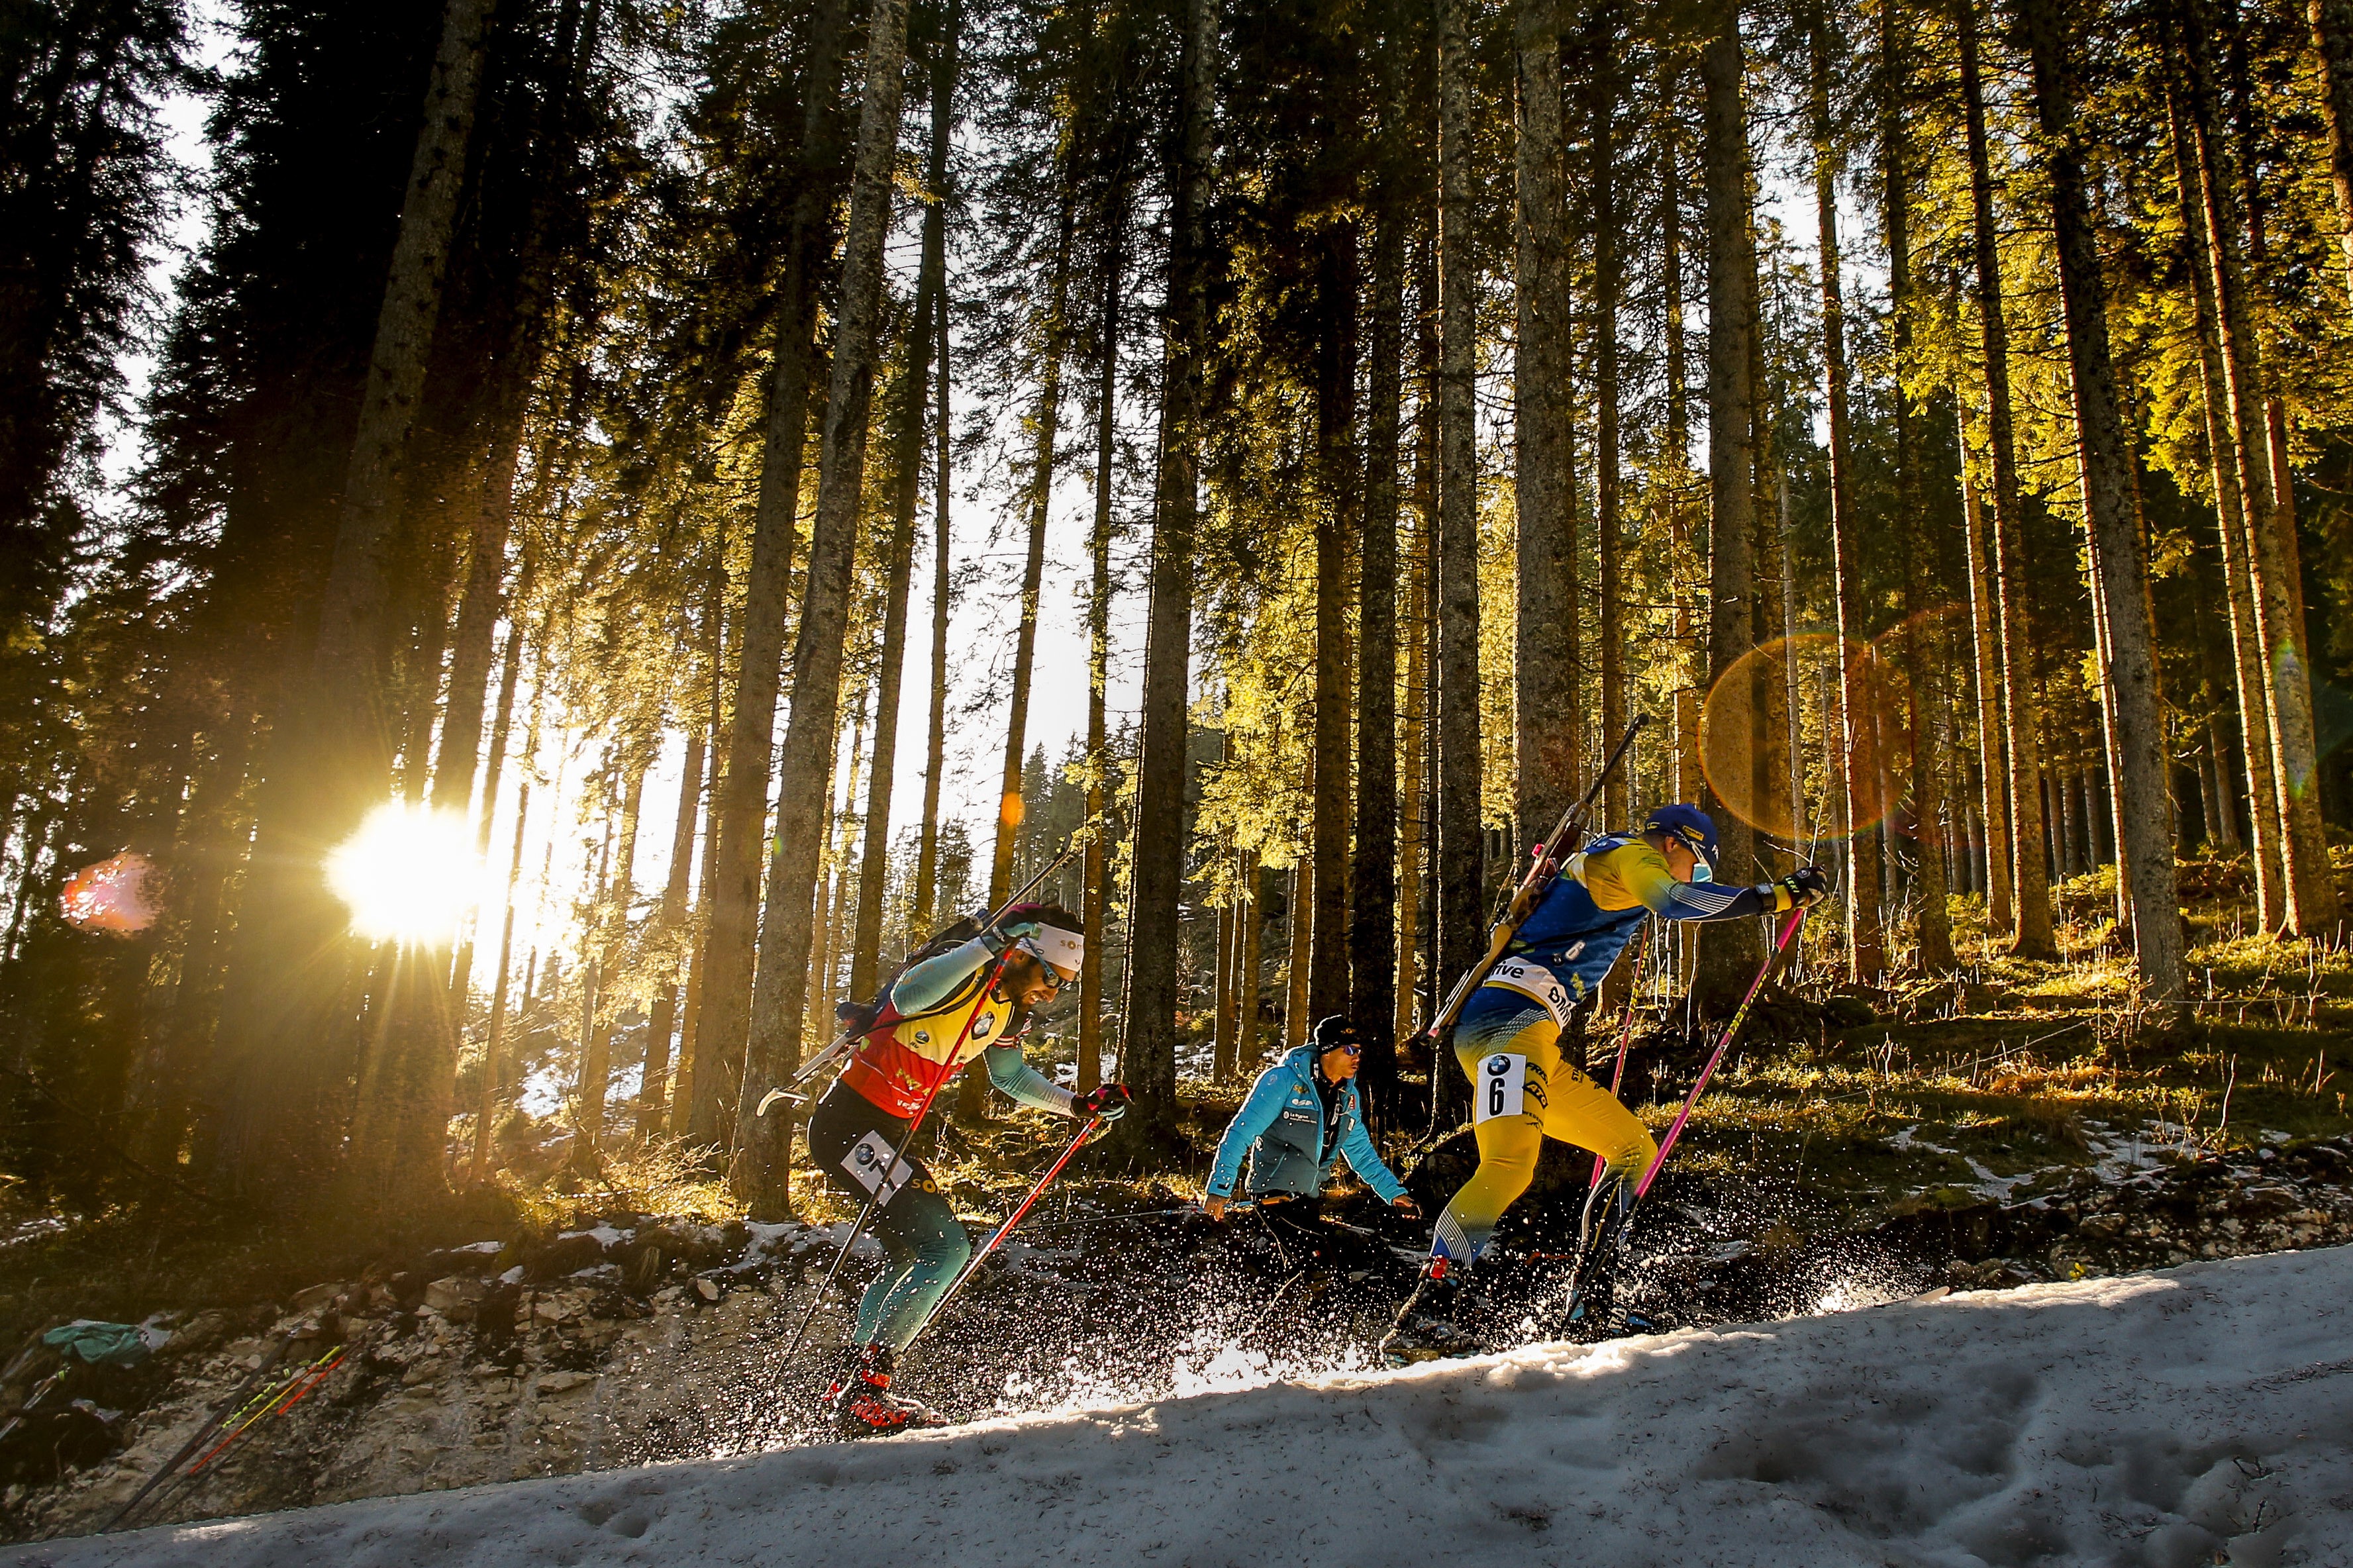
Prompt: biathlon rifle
<box><xmin>1417</xmin><ymin>715</ymin><xmax>1649</xmax><ymax>1048</ymax></box>
<box><xmin>757</xmin><ymin>834</ymin><xmax>1086</xmax><ymax>1116</ymax></box>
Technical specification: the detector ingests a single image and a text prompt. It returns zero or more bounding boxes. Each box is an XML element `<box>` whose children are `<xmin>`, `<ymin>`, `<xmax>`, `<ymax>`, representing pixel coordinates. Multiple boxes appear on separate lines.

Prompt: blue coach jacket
<box><xmin>1206</xmin><ymin>1047</ymin><xmax>1406</xmax><ymax>1204</ymax></box>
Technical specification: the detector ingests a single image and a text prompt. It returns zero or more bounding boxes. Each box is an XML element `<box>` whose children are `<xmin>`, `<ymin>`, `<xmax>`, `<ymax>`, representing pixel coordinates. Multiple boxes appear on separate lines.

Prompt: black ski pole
<box><xmin>105</xmin><ymin>1330</ymin><xmax>297</xmax><ymax>1532</ymax></box>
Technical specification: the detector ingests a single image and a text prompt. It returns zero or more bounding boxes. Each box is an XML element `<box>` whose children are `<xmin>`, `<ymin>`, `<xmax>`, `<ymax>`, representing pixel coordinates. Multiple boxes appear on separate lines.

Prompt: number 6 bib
<box><xmin>1474</xmin><ymin>1052</ymin><xmax>1528</xmax><ymax>1124</ymax></box>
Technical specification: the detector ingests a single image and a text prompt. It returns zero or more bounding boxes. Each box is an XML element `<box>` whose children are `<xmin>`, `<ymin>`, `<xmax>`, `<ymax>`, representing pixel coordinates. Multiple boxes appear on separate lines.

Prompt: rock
<box><xmin>534</xmin><ymin>1371</ymin><xmax>593</xmax><ymax>1395</ymax></box>
<box><xmin>291</xmin><ymin>1283</ymin><xmax>345</xmax><ymax>1314</ymax></box>
<box><xmin>425</xmin><ymin>1277</ymin><xmax>486</xmax><ymax>1318</ymax></box>
<box><xmin>693</xmin><ymin>1277</ymin><xmax>723</xmax><ymax>1302</ymax></box>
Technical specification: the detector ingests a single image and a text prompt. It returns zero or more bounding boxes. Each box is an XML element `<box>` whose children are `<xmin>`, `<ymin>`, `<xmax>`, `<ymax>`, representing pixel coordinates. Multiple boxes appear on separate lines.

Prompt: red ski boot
<box><xmin>823</xmin><ymin>1344</ymin><xmax>948</xmax><ymax>1439</ymax></box>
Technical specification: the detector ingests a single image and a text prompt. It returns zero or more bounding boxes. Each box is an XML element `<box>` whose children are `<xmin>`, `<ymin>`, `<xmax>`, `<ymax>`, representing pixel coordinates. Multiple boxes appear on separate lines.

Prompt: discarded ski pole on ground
<box><xmin>105</xmin><ymin>1330</ymin><xmax>301</xmax><ymax>1531</ymax></box>
<box><xmin>1560</xmin><ymin>906</ymin><xmax>1807</xmax><ymax>1335</ymax></box>
<box><xmin>1417</xmin><ymin>716</ymin><xmax>1648</xmax><ymax>1050</ymax></box>
<box><xmin>901</xmin><ymin>1114</ymin><xmax>1103</xmax><ymax>1349</ymax></box>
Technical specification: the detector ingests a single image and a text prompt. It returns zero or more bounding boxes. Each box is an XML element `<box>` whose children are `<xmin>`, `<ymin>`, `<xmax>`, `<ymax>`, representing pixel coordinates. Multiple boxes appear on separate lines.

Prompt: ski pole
<box><xmin>1419</xmin><ymin>716</ymin><xmax>1647</xmax><ymax>1048</ymax></box>
<box><xmin>1560</xmin><ymin>906</ymin><xmax>1805</xmax><ymax>1334</ymax></box>
<box><xmin>1635</xmin><ymin>906</ymin><xmax>1804</xmax><ymax>1199</ymax></box>
<box><xmin>778</xmin><ymin>946</ymin><xmax>1018</xmax><ymax>1363</ymax></box>
<box><xmin>900</xmin><ymin>1114</ymin><xmax>1102</xmax><ymax>1349</ymax></box>
<box><xmin>105</xmin><ymin>1330</ymin><xmax>297</xmax><ymax>1531</ymax></box>
<box><xmin>1589</xmin><ymin>922</ymin><xmax>1652</xmax><ymax>1191</ymax></box>
<box><xmin>768</xmin><ymin>839</ymin><xmax>1086</xmax><ymax>1109</ymax></box>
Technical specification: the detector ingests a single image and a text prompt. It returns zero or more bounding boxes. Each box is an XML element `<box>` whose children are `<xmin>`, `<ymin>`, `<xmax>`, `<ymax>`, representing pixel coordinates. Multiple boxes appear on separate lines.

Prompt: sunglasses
<box><xmin>1324</xmin><ymin>1041</ymin><xmax>1362</xmax><ymax>1056</ymax></box>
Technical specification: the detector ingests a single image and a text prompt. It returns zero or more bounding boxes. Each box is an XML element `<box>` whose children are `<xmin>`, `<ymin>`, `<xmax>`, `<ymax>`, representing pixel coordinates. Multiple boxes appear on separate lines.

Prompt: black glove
<box><xmin>1076</xmin><ymin>1083</ymin><xmax>1132</xmax><ymax>1122</ymax></box>
<box><xmin>1778</xmin><ymin>865</ymin><xmax>1832</xmax><ymax>908</ymax></box>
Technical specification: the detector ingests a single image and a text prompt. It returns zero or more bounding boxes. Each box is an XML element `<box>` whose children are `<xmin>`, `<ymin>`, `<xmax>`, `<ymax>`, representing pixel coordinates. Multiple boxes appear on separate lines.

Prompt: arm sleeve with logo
<box><xmin>1585</xmin><ymin>841</ymin><xmax>1789</xmax><ymax>922</ymax></box>
<box><xmin>889</xmin><ymin>936</ymin><xmax>997</xmax><ymax>1014</ymax></box>
<box><xmin>982</xmin><ymin>1042</ymin><xmax>1077</xmax><ymax>1116</ymax></box>
<box><xmin>1206</xmin><ymin>1065</ymin><xmax>1295</xmax><ymax>1199</ymax></box>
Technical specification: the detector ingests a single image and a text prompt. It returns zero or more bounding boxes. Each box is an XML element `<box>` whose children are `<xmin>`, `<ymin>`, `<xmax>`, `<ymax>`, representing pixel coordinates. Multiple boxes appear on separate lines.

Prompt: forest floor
<box><xmin>1</xmin><ymin>857</ymin><xmax>2350</xmax><ymax>1545</ymax></box>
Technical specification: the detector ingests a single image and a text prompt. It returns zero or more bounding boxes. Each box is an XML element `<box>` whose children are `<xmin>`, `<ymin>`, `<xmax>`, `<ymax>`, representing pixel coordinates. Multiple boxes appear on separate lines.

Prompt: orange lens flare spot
<box><xmin>60</xmin><ymin>852</ymin><xmax>158</xmax><ymax>936</ymax></box>
<box><xmin>1700</xmin><ymin>634</ymin><xmax>1909</xmax><ymax>846</ymax></box>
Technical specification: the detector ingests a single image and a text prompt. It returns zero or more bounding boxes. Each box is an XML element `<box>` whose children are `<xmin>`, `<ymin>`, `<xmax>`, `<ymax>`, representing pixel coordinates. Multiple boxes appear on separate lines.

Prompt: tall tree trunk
<box><xmin>1515</xmin><ymin>0</ymin><xmax>1576</xmax><ymax>848</ymax></box>
<box><xmin>1956</xmin><ymin>415</ymin><xmax>2014</xmax><ymax>932</ymax></box>
<box><xmin>1237</xmin><ymin>848</ymin><xmax>1263</xmax><ymax>1073</ymax></box>
<box><xmin>852</xmin><ymin>9</ymin><xmax>958</xmax><ymax>999</ymax></box>
<box><xmin>1590</xmin><ymin>22</ymin><xmax>1627</xmax><ymax>826</ymax></box>
<box><xmin>1311</xmin><ymin>226</ymin><xmax>1358</xmax><ymax>1020</ymax></box>
<box><xmin>1660</xmin><ymin>60</ymin><xmax>1701</xmax><ymax>811</ymax></box>
<box><xmin>1881</xmin><ymin>1</ymin><xmax>1952</xmax><ymax>973</ymax></box>
<box><xmin>1119</xmin><ymin>0</ymin><xmax>1216</xmax><ymax>1148</ymax></box>
<box><xmin>689</xmin><ymin>0</ymin><xmax>851</xmax><ymax>1148</ymax></box>
<box><xmin>2020</xmin><ymin>0</ymin><xmax>2185</xmax><ymax>1006</ymax></box>
<box><xmin>2309</xmin><ymin>0</ymin><xmax>2353</xmax><ymax>299</ymax></box>
<box><xmin>637</xmin><ymin>718</ymin><xmax>704</xmax><ymax>1140</ymax></box>
<box><xmin>989</xmin><ymin>197</ymin><xmax>1073</xmax><ymax>905</ymax></box>
<box><xmin>1695</xmin><ymin>1</ymin><xmax>1760</xmax><ymax>1007</ymax></box>
<box><xmin>729</xmin><ymin>0</ymin><xmax>915</xmax><ymax>1213</ymax></box>
<box><xmin>1430</xmin><ymin>0</ymin><xmax>1483</xmax><ymax>1134</ymax></box>
<box><xmin>1956</xmin><ymin>0</ymin><xmax>2057</xmax><ymax>959</ymax></box>
<box><xmin>2168</xmin><ymin>81</ymin><xmax>2285</xmax><ymax>919</ymax></box>
<box><xmin>576</xmin><ymin>745</ymin><xmax>647</xmax><ymax>1165</ymax></box>
<box><xmin>1397</xmin><ymin>250</ymin><xmax>1435</xmax><ymax>1051</ymax></box>
<box><xmin>1079</xmin><ymin>162</ymin><xmax>1127</xmax><ymax>1102</ymax></box>
<box><xmin>1809</xmin><ymin>8</ymin><xmax>1885</xmax><ymax>980</ymax></box>
<box><xmin>915</xmin><ymin>285</ymin><xmax>954</xmax><ymax>929</ymax></box>
<box><xmin>1353</xmin><ymin>207</ymin><xmax>1402</xmax><ymax>1118</ymax></box>
<box><xmin>2180</xmin><ymin>10</ymin><xmax>2342</xmax><ymax>936</ymax></box>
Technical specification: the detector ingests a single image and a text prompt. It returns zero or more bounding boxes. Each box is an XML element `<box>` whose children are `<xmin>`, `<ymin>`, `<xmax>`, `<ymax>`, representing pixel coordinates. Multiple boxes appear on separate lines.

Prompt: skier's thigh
<box><xmin>1540</xmin><ymin>1057</ymin><xmax>1657</xmax><ymax>1177</ymax></box>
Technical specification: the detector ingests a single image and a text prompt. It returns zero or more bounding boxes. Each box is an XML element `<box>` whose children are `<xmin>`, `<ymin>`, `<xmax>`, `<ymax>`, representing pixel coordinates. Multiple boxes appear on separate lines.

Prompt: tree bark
<box><xmin>1956</xmin><ymin>413</ymin><xmax>2013</xmax><ymax>932</ymax></box>
<box><xmin>2179</xmin><ymin>7</ymin><xmax>2341</xmax><ymax>936</ymax></box>
<box><xmin>915</xmin><ymin>277</ymin><xmax>954</xmax><ymax>930</ymax></box>
<box><xmin>1956</xmin><ymin>0</ymin><xmax>2056</xmax><ymax>959</ymax></box>
<box><xmin>852</xmin><ymin>10</ymin><xmax>958</xmax><ymax>999</ymax></box>
<box><xmin>1515</xmin><ymin>0</ymin><xmax>1576</xmax><ymax>850</ymax></box>
<box><xmin>2167</xmin><ymin>80</ymin><xmax>2285</xmax><ymax>920</ymax></box>
<box><xmin>1695</xmin><ymin>1</ymin><xmax>1760</xmax><ymax>1008</ymax></box>
<box><xmin>1311</xmin><ymin>225</ymin><xmax>1358</xmax><ymax>1020</ymax></box>
<box><xmin>1353</xmin><ymin>206</ymin><xmax>1402</xmax><ymax>1118</ymax></box>
<box><xmin>1118</xmin><ymin>0</ymin><xmax>1216</xmax><ymax>1150</ymax></box>
<box><xmin>2310</xmin><ymin>0</ymin><xmax>2353</xmax><ymax>299</ymax></box>
<box><xmin>1881</xmin><ymin>0</ymin><xmax>1952</xmax><ymax>973</ymax></box>
<box><xmin>728</xmin><ymin>0</ymin><xmax>914</xmax><ymax>1212</ymax></box>
<box><xmin>1079</xmin><ymin>149</ymin><xmax>1127</xmax><ymax>1101</ymax></box>
<box><xmin>2019</xmin><ymin>0</ymin><xmax>2184</xmax><ymax>1006</ymax></box>
<box><xmin>576</xmin><ymin>746</ymin><xmax>647</xmax><ymax>1164</ymax></box>
<box><xmin>1590</xmin><ymin>22</ymin><xmax>1627</xmax><ymax>826</ymax></box>
<box><xmin>1809</xmin><ymin>7</ymin><xmax>1885</xmax><ymax>980</ymax></box>
<box><xmin>688</xmin><ymin>0</ymin><xmax>851</xmax><ymax>1148</ymax></box>
<box><xmin>1431</xmin><ymin>0</ymin><xmax>1483</xmax><ymax>1132</ymax></box>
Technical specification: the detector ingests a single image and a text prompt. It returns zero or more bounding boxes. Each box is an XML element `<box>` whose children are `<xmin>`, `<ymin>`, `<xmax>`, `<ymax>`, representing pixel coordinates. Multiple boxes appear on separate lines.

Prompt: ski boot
<box><xmin>1379</xmin><ymin>1258</ymin><xmax>1480</xmax><ymax>1367</ymax></box>
<box><xmin>823</xmin><ymin>1344</ymin><xmax>948</xmax><ymax>1439</ymax></box>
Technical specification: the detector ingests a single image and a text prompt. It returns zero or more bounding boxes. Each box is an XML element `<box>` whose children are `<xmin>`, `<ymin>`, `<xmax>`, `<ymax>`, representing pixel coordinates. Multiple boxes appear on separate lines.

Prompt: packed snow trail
<box><xmin>14</xmin><ymin>1246</ymin><xmax>2351</xmax><ymax>1568</ymax></box>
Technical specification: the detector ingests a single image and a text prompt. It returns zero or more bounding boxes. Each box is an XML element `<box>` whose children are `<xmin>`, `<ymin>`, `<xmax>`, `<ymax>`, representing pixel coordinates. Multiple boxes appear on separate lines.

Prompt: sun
<box><xmin>326</xmin><ymin>802</ymin><xmax>483</xmax><ymax>944</ymax></box>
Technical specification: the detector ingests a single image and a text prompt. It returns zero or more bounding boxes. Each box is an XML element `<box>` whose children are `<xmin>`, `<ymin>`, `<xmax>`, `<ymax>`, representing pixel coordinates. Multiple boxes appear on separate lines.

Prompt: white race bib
<box><xmin>1474</xmin><ymin>1053</ymin><xmax>1528</xmax><ymax>1124</ymax></box>
<box><xmin>840</xmin><ymin>1130</ymin><xmax>915</xmax><ymax>1204</ymax></box>
<box><xmin>1488</xmin><ymin>958</ymin><xmax>1575</xmax><ymax>1028</ymax></box>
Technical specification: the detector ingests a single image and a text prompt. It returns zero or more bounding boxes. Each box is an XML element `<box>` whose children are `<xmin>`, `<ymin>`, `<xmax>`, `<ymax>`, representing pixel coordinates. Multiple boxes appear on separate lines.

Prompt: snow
<box><xmin>17</xmin><ymin>1246</ymin><xmax>2353</xmax><ymax>1567</ymax></box>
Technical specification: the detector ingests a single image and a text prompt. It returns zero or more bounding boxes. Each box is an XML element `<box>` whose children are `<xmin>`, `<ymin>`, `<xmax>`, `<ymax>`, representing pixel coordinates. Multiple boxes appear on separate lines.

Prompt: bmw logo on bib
<box><xmin>1485</xmin><ymin>1055</ymin><xmax>1510</xmax><ymax>1077</ymax></box>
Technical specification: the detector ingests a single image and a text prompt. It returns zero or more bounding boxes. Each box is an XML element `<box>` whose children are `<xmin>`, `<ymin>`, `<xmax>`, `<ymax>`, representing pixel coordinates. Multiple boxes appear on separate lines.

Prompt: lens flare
<box><xmin>60</xmin><ymin>852</ymin><xmax>157</xmax><ymax>935</ymax></box>
<box><xmin>1700</xmin><ymin>634</ymin><xmax>1906</xmax><ymax>845</ymax></box>
<box><xmin>326</xmin><ymin>802</ymin><xmax>481</xmax><ymax>944</ymax></box>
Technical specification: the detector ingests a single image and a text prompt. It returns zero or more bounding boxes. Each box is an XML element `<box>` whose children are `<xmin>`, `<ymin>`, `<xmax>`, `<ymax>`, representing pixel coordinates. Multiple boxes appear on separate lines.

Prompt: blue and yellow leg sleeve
<box><xmin>1429</xmin><ymin>990</ymin><xmax>1656</xmax><ymax>1265</ymax></box>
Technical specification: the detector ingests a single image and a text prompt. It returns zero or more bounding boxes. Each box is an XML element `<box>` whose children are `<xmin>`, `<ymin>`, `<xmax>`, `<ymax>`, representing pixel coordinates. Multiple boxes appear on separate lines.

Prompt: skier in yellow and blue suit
<box><xmin>1381</xmin><ymin>805</ymin><xmax>1828</xmax><ymax>1364</ymax></box>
